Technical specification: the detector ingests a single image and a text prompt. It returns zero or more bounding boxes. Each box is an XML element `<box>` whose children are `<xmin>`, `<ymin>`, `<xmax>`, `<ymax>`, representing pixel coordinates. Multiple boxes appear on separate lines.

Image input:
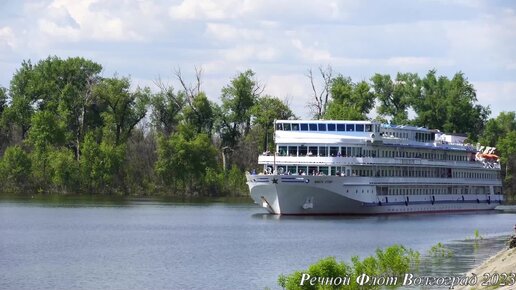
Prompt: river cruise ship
<box><xmin>246</xmin><ymin>120</ymin><xmax>503</xmax><ymax>215</ymax></box>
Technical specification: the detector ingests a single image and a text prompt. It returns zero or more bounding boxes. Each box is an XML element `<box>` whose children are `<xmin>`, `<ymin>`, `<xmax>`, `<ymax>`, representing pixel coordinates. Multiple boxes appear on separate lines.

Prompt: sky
<box><xmin>0</xmin><ymin>0</ymin><xmax>515</xmax><ymax>119</ymax></box>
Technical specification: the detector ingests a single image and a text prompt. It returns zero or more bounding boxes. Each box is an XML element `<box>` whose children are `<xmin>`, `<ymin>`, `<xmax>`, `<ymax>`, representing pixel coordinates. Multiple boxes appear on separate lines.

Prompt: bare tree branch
<box><xmin>174</xmin><ymin>67</ymin><xmax>205</xmax><ymax>116</ymax></box>
<box><xmin>153</xmin><ymin>76</ymin><xmax>183</xmax><ymax>109</ymax></box>
<box><xmin>194</xmin><ymin>66</ymin><xmax>202</xmax><ymax>95</ymax></box>
<box><xmin>306</xmin><ymin>65</ymin><xmax>333</xmax><ymax>119</ymax></box>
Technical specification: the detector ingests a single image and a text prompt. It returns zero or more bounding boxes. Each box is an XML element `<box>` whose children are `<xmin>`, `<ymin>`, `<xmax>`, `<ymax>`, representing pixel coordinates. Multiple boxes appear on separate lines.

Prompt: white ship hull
<box><xmin>247</xmin><ymin>175</ymin><xmax>502</xmax><ymax>215</ymax></box>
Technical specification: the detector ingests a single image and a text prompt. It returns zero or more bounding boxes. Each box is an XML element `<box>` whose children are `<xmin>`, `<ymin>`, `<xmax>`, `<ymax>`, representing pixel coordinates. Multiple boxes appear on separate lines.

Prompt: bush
<box><xmin>278</xmin><ymin>245</ymin><xmax>420</xmax><ymax>290</ymax></box>
<box><xmin>48</xmin><ymin>148</ymin><xmax>80</xmax><ymax>192</ymax></box>
<box><xmin>0</xmin><ymin>145</ymin><xmax>32</xmax><ymax>191</ymax></box>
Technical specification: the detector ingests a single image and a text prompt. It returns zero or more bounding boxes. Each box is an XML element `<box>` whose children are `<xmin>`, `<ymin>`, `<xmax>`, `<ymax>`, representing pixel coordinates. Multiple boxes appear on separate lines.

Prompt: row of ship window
<box><xmin>276</xmin><ymin>123</ymin><xmax>376</xmax><ymax>132</ymax></box>
<box><xmin>376</xmin><ymin>186</ymin><xmax>502</xmax><ymax>195</ymax></box>
<box><xmin>271</xmin><ymin>165</ymin><xmax>500</xmax><ymax>180</ymax></box>
<box><xmin>276</xmin><ymin>145</ymin><xmax>472</xmax><ymax>161</ymax></box>
<box><xmin>382</xmin><ymin>130</ymin><xmax>435</xmax><ymax>142</ymax></box>
<box><xmin>277</xmin><ymin>145</ymin><xmax>366</xmax><ymax>157</ymax></box>
<box><xmin>379</xmin><ymin>149</ymin><xmax>471</xmax><ymax>161</ymax></box>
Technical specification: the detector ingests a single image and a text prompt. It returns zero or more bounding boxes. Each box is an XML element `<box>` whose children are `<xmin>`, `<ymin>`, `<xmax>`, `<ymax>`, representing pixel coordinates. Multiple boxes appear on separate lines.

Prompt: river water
<box><xmin>0</xmin><ymin>199</ymin><xmax>514</xmax><ymax>289</ymax></box>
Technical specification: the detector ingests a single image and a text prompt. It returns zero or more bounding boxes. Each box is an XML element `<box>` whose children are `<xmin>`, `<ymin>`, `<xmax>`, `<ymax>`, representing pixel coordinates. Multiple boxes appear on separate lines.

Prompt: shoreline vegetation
<box><xmin>0</xmin><ymin>56</ymin><xmax>515</xmax><ymax>199</ymax></box>
<box><xmin>0</xmin><ymin>193</ymin><xmax>253</xmax><ymax>205</ymax></box>
<box><xmin>277</xmin><ymin>233</ymin><xmax>515</xmax><ymax>290</ymax></box>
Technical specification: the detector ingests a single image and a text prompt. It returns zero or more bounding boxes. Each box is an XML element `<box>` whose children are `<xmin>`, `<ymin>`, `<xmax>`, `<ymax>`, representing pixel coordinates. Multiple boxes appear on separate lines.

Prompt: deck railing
<box><xmin>257</xmin><ymin>155</ymin><xmax>500</xmax><ymax>169</ymax></box>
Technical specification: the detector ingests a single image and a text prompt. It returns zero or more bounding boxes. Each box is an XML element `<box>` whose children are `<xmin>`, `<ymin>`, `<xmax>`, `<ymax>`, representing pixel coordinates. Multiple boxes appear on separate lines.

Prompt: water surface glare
<box><xmin>1</xmin><ymin>201</ymin><xmax>514</xmax><ymax>289</ymax></box>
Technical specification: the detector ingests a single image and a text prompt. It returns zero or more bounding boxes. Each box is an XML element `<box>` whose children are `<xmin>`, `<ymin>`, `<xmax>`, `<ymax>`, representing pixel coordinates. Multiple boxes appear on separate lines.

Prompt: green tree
<box><xmin>0</xmin><ymin>145</ymin><xmax>31</xmax><ymax>190</ymax></box>
<box><xmin>0</xmin><ymin>86</ymin><xmax>9</xmax><ymax>149</ymax></box>
<box><xmin>220</xmin><ymin>70</ymin><xmax>262</xmax><ymax>148</ymax></box>
<box><xmin>225</xmin><ymin>164</ymin><xmax>247</xmax><ymax>196</ymax></box>
<box><xmin>3</xmin><ymin>60</ymin><xmax>36</xmax><ymax>139</ymax></box>
<box><xmin>412</xmin><ymin>71</ymin><xmax>490</xmax><ymax>140</ymax></box>
<box><xmin>93</xmin><ymin>77</ymin><xmax>150</xmax><ymax>145</ymax></box>
<box><xmin>155</xmin><ymin>126</ymin><xmax>218</xmax><ymax>194</ymax></box>
<box><xmin>371</xmin><ymin>72</ymin><xmax>420</xmax><ymax>124</ymax></box>
<box><xmin>80</xmin><ymin>132</ymin><xmax>125</xmax><ymax>193</ymax></box>
<box><xmin>0</xmin><ymin>86</ymin><xmax>7</xmax><ymax>116</ymax></box>
<box><xmin>27</xmin><ymin>111</ymin><xmax>67</xmax><ymax>188</ymax></box>
<box><xmin>27</xmin><ymin>111</ymin><xmax>66</xmax><ymax>150</ymax></box>
<box><xmin>412</xmin><ymin>70</ymin><xmax>448</xmax><ymax>129</ymax></box>
<box><xmin>183</xmin><ymin>92</ymin><xmax>215</xmax><ymax>137</ymax></box>
<box><xmin>324</xmin><ymin>76</ymin><xmax>375</xmax><ymax>120</ymax></box>
<box><xmin>4</xmin><ymin>57</ymin><xmax>102</xmax><ymax>157</ymax></box>
<box><xmin>479</xmin><ymin>111</ymin><xmax>516</xmax><ymax>196</ymax></box>
<box><xmin>48</xmin><ymin>148</ymin><xmax>80</xmax><ymax>192</ymax></box>
<box><xmin>150</xmin><ymin>85</ymin><xmax>184</xmax><ymax>137</ymax></box>
<box><xmin>498</xmin><ymin>131</ymin><xmax>516</xmax><ymax>189</ymax></box>
<box><xmin>480</xmin><ymin>112</ymin><xmax>516</xmax><ymax>146</ymax></box>
<box><xmin>251</xmin><ymin>95</ymin><xmax>294</xmax><ymax>152</ymax></box>
<box><xmin>442</xmin><ymin>72</ymin><xmax>489</xmax><ymax>140</ymax></box>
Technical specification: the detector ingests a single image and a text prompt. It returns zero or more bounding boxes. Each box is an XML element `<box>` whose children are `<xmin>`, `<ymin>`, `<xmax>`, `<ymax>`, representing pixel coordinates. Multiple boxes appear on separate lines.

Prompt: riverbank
<box><xmin>495</xmin><ymin>205</ymin><xmax>516</xmax><ymax>212</ymax></box>
<box><xmin>0</xmin><ymin>193</ymin><xmax>253</xmax><ymax>205</ymax></box>
<box><xmin>455</xmin><ymin>236</ymin><xmax>516</xmax><ymax>290</ymax></box>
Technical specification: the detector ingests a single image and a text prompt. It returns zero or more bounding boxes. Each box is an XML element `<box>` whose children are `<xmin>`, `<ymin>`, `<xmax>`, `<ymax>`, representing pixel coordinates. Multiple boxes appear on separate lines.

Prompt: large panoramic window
<box><xmin>291</xmin><ymin>123</ymin><xmax>299</xmax><ymax>131</ymax></box>
<box><xmin>283</xmin><ymin>123</ymin><xmax>291</xmax><ymax>131</ymax></box>
<box><xmin>288</xmin><ymin>146</ymin><xmax>298</xmax><ymax>156</ymax></box>
<box><xmin>318</xmin><ymin>123</ymin><xmax>326</xmax><ymax>131</ymax></box>
<box><xmin>346</xmin><ymin>124</ymin><xmax>355</xmax><ymax>131</ymax></box>
<box><xmin>276</xmin><ymin>123</ymin><xmax>283</xmax><ymax>130</ymax></box>
<box><xmin>319</xmin><ymin>146</ymin><xmax>328</xmax><ymax>156</ymax></box>
<box><xmin>337</xmin><ymin>124</ymin><xmax>345</xmax><ymax>131</ymax></box>
<box><xmin>309</xmin><ymin>124</ymin><xmax>317</xmax><ymax>131</ymax></box>
<box><xmin>327</xmin><ymin>124</ymin><xmax>336</xmax><ymax>131</ymax></box>
<box><xmin>278</xmin><ymin>146</ymin><xmax>287</xmax><ymax>156</ymax></box>
<box><xmin>356</xmin><ymin>124</ymin><xmax>364</xmax><ymax>132</ymax></box>
<box><xmin>300</xmin><ymin>123</ymin><xmax>308</xmax><ymax>131</ymax></box>
<box><xmin>299</xmin><ymin>146</ymin><xmax>307</xmax><ymax>156</ymax></box>
<box><xmin>308</xmin><ymin>146</ymin><xmax>318</xmax><ymax>156</ymax></box>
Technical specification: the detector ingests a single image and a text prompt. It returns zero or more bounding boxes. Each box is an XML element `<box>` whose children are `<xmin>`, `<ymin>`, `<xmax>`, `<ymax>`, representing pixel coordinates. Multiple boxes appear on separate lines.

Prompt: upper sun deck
<box><xmin>276</xmin><ymin>120</ymin><xmax>380</xmax><ymax>133</ymax></box>
<box><xmin>274</xmin><ymin>120</ymin><xmax>476</xmax><ymax>152</ymax></box>
<box><xmin>275</xmin><ymin>120</ymin><xmax>381</xmax><ymax>144</ymax></box>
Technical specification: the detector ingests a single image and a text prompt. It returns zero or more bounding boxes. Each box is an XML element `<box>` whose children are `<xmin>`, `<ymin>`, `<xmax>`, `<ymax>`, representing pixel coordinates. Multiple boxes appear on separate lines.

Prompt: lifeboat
<box><xmin>476</xmin><ymin>152</ymin><xmax>499</xmax><ymax>161</ymax></box>
<box><xmin>479</xmin><ymin>153</ymin><xmax>499</xmax><ymax>159</ymax></box>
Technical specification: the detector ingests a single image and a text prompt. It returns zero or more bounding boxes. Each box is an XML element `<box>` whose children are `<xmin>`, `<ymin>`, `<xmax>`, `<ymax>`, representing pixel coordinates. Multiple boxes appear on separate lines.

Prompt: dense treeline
<box><xmin>0</xmin><ymin>57</ymin><xmax>514</xmax><ymax>198</ymax></box>
<box><xmin>0</xmin><ymin>57</ymin><xmax>294</xmax><ymax>196</ymax></box>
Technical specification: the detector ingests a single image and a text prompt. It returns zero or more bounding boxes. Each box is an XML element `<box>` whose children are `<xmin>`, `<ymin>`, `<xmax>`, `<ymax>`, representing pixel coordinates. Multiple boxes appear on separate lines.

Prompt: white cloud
<box><xmin>474</xmin><ymin>81</ymin><xmax>516</xmax><ymax>117</ymax></box>
<box><xmin>26</xmin><ymin>0</ymin><xmax>165</xmax><ymax>42</ymax></box>
<box><xmin>444</xmin><ymin>11</ymin><xmax>516</xmax><ymax>68</ymax></box>
<box><xmin>169</xmin><ymin>0</ymin><xmax>248</xmax><ymax>20</ymax></box>
<box><xmin>384</xmin><ymin>57</ymin><xmax>455</xmax><ymax>69</ymax></box>
<box><xmin>169</xmin><ymin>0</ymin><xmax>353</xmax><ymax>21</ymax></box>
<box><xmin>0</xmin><ymin>26</ymin><xmax>17</xmax><ymax>49</ymax></box>
<box><xmin>205</xmin><ymin>23</ymin><xmax>263</xmax><ymax>41</ymax></box>
<box><xmin>291</xmin><ymin>39</ymin><xmax>332</xmax><ymax>63</ymax></box>
<box><xmin>263</xmin><ymin>74</ymin><xmax>313</xmax><ymax>117</ymax></box>
<box><xmin>1</xmin><ymin>0</ymin><xmax>515</xmax><ymax>119</ymax></box>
